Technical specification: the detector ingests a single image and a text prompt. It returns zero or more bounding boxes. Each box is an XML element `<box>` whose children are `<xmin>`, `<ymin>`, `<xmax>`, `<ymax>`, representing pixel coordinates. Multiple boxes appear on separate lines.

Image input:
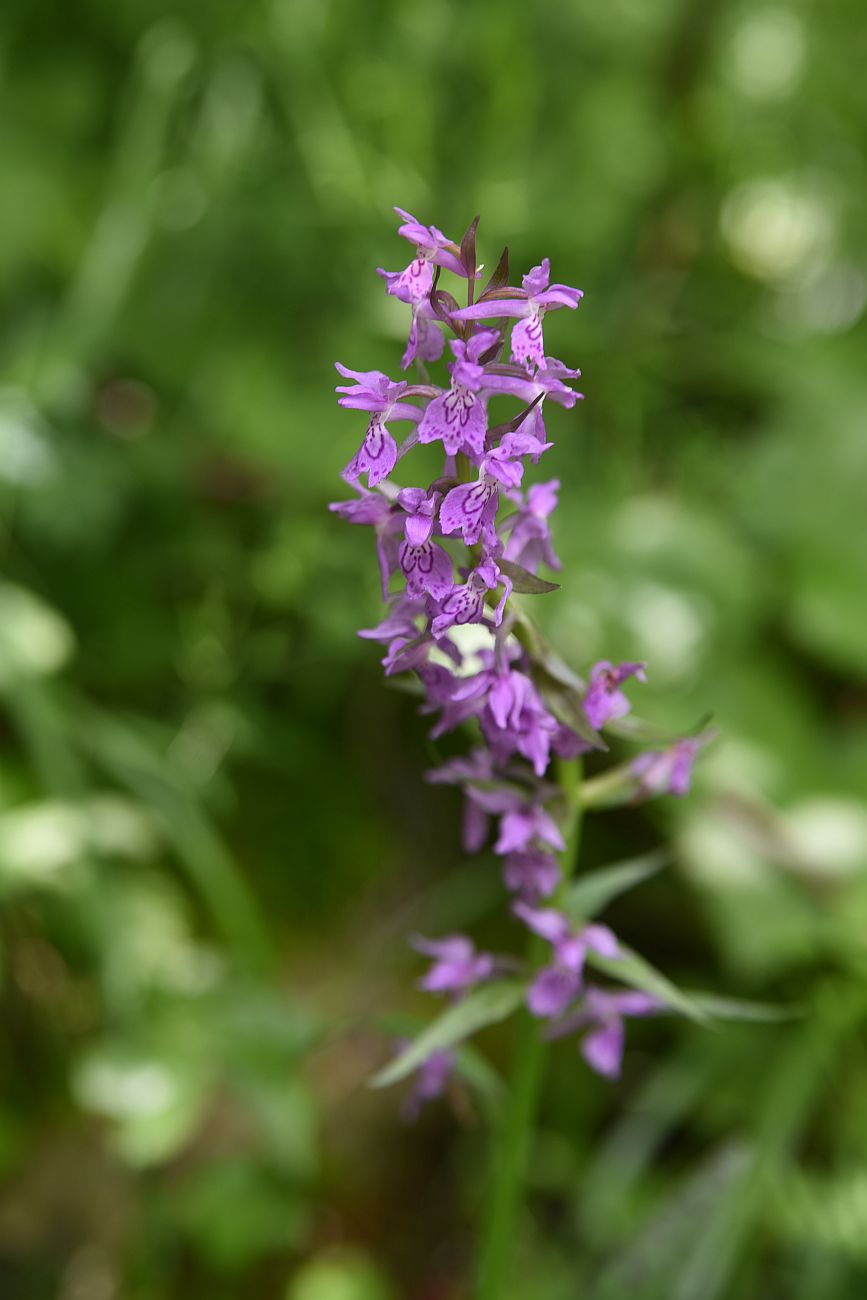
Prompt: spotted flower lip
<box><xmin>430</xmin><ymin>557</ymin><xmax>512</xmax><ymax>639</ymax></box>
<box><xmin>336</xmin><ymin>363</ymin><xmax>426</xmax><ymax>488</ymax></box>
<box><xmin>416</xmin><ymin>331</ymin><xmax>501</xmax><ymax>458</ymax></box>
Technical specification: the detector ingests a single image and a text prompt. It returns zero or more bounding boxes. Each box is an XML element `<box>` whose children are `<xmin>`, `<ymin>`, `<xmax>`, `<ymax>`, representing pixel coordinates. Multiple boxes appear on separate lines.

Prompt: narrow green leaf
<box><xmin>498</xmin><ymin>559</ymin><xmax>560</xmax><ymax>594</ymax></box>
<box><xmin>686</xmin><ymin>992</ymin><xmax>802</xmax><ymax>1023</ymax></box>
<box><xmin>369</xmin><ymin>981</ymin><xmax>524</xmax><ymax>1089</ymax></box>
<box><xmin>562</xmin><ymin>850</ymin><xmax>669</xmax><ymax>922</ymax></box>
<box><xmin>586</xmin><ymin>946</ymin><xmax>710</xmax><ymax>1024</ymax></box>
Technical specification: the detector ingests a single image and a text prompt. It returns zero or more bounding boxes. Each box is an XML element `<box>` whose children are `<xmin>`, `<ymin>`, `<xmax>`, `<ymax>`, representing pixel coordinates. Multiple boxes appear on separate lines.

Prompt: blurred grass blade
<box><xmin>587</xmin><ymin>946</ymin><xmax>709</xmax><ymax>1023</ymax></box>
<box><xmin>563</xmin><ymin>849</ymin><xmax>668</xmax><ymax>922</ymax></box>
<box><xmin>686</xmin><ymin>992</ymin><xmax>802</xmax><ymax>1022</ymax></box>
<box><xmin>79</xmin><ymin>705</ymin><xmax>275</xmax><ymax>972</ymax></box>
<box><xmin>370</xmin><ymin>981</ymin><xmax>524</xmax><ymax>1089</ymax></box>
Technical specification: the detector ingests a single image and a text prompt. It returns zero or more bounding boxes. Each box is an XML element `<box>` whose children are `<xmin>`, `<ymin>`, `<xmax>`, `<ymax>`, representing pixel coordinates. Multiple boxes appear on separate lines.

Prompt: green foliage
<box><xmin>0</xmin><ymin>0</ymin><xmax>866</xmax><ymax>1296</ymax></box>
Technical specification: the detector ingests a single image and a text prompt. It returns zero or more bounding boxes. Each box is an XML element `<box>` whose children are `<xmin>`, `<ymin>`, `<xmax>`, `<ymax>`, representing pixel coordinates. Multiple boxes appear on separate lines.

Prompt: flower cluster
<box><xmin>332</xmin><ymin>209</ymin><xmax>707</xmax><ymax>1112</ymax></box>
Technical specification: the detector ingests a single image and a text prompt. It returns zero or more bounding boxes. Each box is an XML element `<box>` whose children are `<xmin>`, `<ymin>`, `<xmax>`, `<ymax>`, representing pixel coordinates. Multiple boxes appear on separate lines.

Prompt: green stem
<box><xmin>475</xmin><ymin>757</ymin><xmax>584</xmax><ymax>1300</ymax></box>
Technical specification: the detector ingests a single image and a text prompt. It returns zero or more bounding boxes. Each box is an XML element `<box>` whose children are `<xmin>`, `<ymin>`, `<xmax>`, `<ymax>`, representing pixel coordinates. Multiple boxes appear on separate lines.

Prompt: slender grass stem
<box><xmin>475</xmin><ymin>756</ymin><xmax>584</xmax><ymax>1300</ymax></box>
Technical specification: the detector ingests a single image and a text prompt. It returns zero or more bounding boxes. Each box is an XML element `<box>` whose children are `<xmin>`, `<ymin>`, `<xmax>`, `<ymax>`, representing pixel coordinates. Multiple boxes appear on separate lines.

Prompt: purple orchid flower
<box><xmin>630</xmin><ymin>733</ymin><xmax>712</xmax><ymax>799</ymax></box>
<box><xmin>337</xmin><ymin>364</ymin><xmax>424</xmax><ymax>487</ymax></box>
<box><xmin>401</xmin><ymin>1048</ymin><xmax>455</xmax><ymax>1121</ymax></box>
<box><xmin>413</xmin><ymin>933</ymin><xmax>495</xmax><ymax>995</ymax></box>
<box><xmin>502</xmin><ymin>849</ymin><xmax>561</xmax><ymax>902</ymax></box>
<box><xmin>332</xmin><ymin>210</ymin><xmax>703</xmax><ymax>1105</ymax></box>
<box><xmin>396</xmin><ymin>487</ymin><xmax>453</xmax><ymax>599</ymax></box>
<box><xmin>456</xmin><ymin>784</ymin><xmax>563</xmax><ymax>858</ymax></box>
<box><xmin>583</xmin><ymin>660</ymin><xmax>647</xmax><ymax>731</ymax></box>
<box><xmin>378</xmin><ymin>207</ymin><xmax>470</xmax><ymax>306</ymax></box>
<box><xmin>439</xmin><ymin>430</ymin><xmax>551</xmax><ymax>549</ymax></box>
<box><xmin>451</xmin><ymin>260</ymin><xmax>583</xmax><ymax>369</ymax></box>
<box><xmin>502</xmin><ymin>480</ymin><xmax>562</xmax><ymax>573</ymax></box>
<box><xmin>402</xmin><ymin>298</ymin><xmax>446</xmax><ymax>370</ymax></box>
<box><xmin>329</xmin><ymin>488</ymin><xmax>404</xmax><ymax>597</ymax></box>
<box><xmin>547</xmin><ymin>987</ymin><xmax>661</xmax><ymax>1079</ymax></box>
<box><xmin>359</xmin><ymin>593</ymin><xmax>460</xmax><ymax>677</ymax></box>
<box><xmin>483</xmin><ymin>357</ymin><xmax>583</xmax><ymax>442</ymax></box>
<box><xmin>431</xmin><ymin>556</ymin><xmax>512</xmax><ymax>639</ymax></box>
<box><xmin>428</xmin><ymin>647</ymin><xmax>559</xmax><ymax>777</ymax></box>
<box><xmin>514</xmin><ymin>902</ymin><xmax>619</xmax><ymax>1019</ymax></box>
<box><xmin>495</xmin><ymin>803</ymin><xmax>564</xmax><ymax>856</ymax></box>
<box><xmin>426</xmin><ymin>747</ymin><xmax>496</xmax><ymax>788</ymax></box>
<box><xmin>417</xmin><ymin>330</ymin><xmax>500</xmax><ymax>458</ymax></box>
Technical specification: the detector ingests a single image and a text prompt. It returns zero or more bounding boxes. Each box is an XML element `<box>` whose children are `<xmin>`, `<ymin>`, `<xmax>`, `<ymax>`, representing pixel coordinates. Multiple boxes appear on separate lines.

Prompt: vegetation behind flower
<box><xmin>1</xmin><ymin>2</ymin><xmax>866</xmax><ymax>1298</ymax></box>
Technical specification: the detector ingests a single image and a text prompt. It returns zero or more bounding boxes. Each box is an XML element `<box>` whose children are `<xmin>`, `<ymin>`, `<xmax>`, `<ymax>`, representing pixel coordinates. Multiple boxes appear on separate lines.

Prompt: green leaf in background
<box><xmin>562</xmin><ymin>849</ymin><xmax>669</xmax><ymax>922</ymax></box>
<box><xmin>498</xmin><ymin>559</ymin><xmax>561</xmax><ymax>594</ymax></box>
<box><xmin>288</xmin><ymin>1249</ymin><xmax>396</xmax><ymax>1300</ymax></box>
<box><xmin>586</xmin><ymin>946</ymin><xmax>710</xmax><ymax>1024</ymax></box>
<box><xmin>685</xmin><ymin>992</ymin><xmax>801</xmax><ymax>1023</ymax></box>
<box><xmin>370</xmin><ymin>981</ymin><xmax>525</xmax><ymax>1089</ymax></box>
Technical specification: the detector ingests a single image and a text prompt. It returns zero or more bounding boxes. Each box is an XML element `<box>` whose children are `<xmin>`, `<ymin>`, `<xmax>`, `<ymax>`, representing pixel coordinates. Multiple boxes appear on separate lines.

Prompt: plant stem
<box><xmin>474</xmin><ymin>757</ymin><xmax>584</xmax><ymax>1300</ymax></box>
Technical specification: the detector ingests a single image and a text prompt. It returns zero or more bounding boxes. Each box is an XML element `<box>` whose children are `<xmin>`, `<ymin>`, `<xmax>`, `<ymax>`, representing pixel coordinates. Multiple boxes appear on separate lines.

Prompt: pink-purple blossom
<box><xmin>583</xmin><ymin>660</ymin><xmax>647</xmax><ymax>731</ymax></box>
<box><xmin>451</xmin><ymin>259</ymin><xmax>583</xmax><ymax>368</ymax></box>
<box><xmin>413</xmin><ymin>934</ymin><xmax>495</xmax><ymax>995</ymax></box>
<box><xmin>331</xmin><ymin>207</ymin><xmax>706</xmax><ymax>1108</ymax></box>
<box><xmin>514</xmin><ymin>902</ymin><xmax>619</xmax><ymax>1019</ymax></box>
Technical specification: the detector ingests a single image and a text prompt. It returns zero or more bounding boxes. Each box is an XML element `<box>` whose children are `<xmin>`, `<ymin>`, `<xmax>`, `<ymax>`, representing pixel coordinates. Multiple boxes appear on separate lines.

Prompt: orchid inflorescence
<box><xmin>331</xmin><ymin>208</ymin><xmax>711</xmax><ymax>1115</ymax></box>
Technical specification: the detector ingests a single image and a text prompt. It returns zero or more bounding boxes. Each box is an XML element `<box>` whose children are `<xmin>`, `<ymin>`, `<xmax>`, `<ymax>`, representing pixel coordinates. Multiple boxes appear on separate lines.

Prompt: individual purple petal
<box><xmin>449</xmin><ymin>297</ymin><xmax>528</xmax><ymax>323</ymax></box>
<box><xmin>378</xmin><ymin>255</ymin><xmax>434</xmax><ymax>303</ymax></box>
<box><xmin>583</xmin><ymin>660</ymin><xmax>647</xmax><ymax>731</ymax></box>
<box><xmin>463</xmin><ymin>795</ymin><xmax>490</xmax><ymax>854</ymax></box>
<box><xmin>465</xmin><ymin>328</ymin><xmax>502</xmax><ymax>364</ymax></box>
<box><xmin>402</xmin><ymin>305</ymin><xmax>445</xmax><ymax>370</ymax></box>
<box><xmin>393</xmin><ymin>207</ymin><xmax>468</xmax><ymax>277</ymax></box>
<box><xmin>551</xmin><ymin>725</ymin><xmax>592</xmax><ymax>759</ymax></box>
<box><xmin>631</xmin><ymin>734</ymin><xmax>711</xmax><ymax>800</ymax></box>
<box><xmin>496</xmin><ymin>805</ymin><xmax>564</xmax><ymax>854</ymax></box>
<box><xmin>502</xmin><ymin>850</ymin><xmax>561</xmax><ymax>901</ymax></box>
<box><xmin>426</xmin><ymin>747</ymin><xmax>495</xmax><ymax>786</ymax></box>
<box><xmin>335</xmin><ymin>364</ymin><xmax>407</xmax><ymax>411</ymax></box>
<box><xmin>413</xmin><ymin>933</ymin><xmax>494</xmax><ymax>994</ymax></box>
<box><xmin>504</xmin><ymin>479</ymin><xmax>562</xmax><ymax>574</ymax></box>
<box><xmin>399</xmin><ymin>538</ymin><xmax>453</xmax><ymax>599</ymax></box>
<box><xmin>528</xmin><ymin>966</ymin><xmax>581</xmax><ymax>1019</ymax></box>
<box><xmin>535</xmin><ymin>284</ymin><xmax>584</xmax><ymax>311</ymax></box>
<box><xmin>343</xmin><ymin>418</ymin><xmax>398</xmax><ymax>487</ymax></box>
<box><xmin>401</xmin><ymin>1048</ymin><xmax>455</xmax><ymax>1121</ymax></box>
<box><xmin>581</xmin><ymin>1019</ymin><xmax>625</xmax><ymax>1078</ymax></box>
<box><xmin>328</xmin><ymin>490</ymin><xmax>393</xmax><ymax>527</ymax></box>
<box><xmin>670</xmin><ymin>739</ymin><xmax>700</xmax><ymax>796</ymax></box>
<box><xmin>430</xmin><ymin>582</ymin><xmax>484</xmax><ymax>639</ymax></box>
<box><xmin>522</xmin><ymin>259</ymin><xmax>551</xmax><ymax>297</ymax></box>
<box><xmin>439</xmin><ymin>479</ymin><xmax>498</xmax><ymax>547</ymax></box>
<box><xmin>511</xmin><ymin>314</ymin><xmax>546</xmax><ymax>369</ymax></box>
<box><xmin>513</xmin><ymin>901</ymin><xmax>570</xmax><ymax>945</ymax></box>
<box><xmin>581</xmin><ymin>924</ymin><xmax>620</xmax><ymax>960</ymax></box>
<box><xmin>417</xmin><ymin>388</ymin><xmax>488</xmax><ymax>457</ymax></box>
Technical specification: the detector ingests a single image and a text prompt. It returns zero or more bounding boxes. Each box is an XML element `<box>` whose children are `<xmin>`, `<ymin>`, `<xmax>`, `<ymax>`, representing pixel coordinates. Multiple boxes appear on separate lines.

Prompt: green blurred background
<box><xmin>1</xmin><ymin>1</ymin><xmax>866</xmax><ymax>1296</ymax></box>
